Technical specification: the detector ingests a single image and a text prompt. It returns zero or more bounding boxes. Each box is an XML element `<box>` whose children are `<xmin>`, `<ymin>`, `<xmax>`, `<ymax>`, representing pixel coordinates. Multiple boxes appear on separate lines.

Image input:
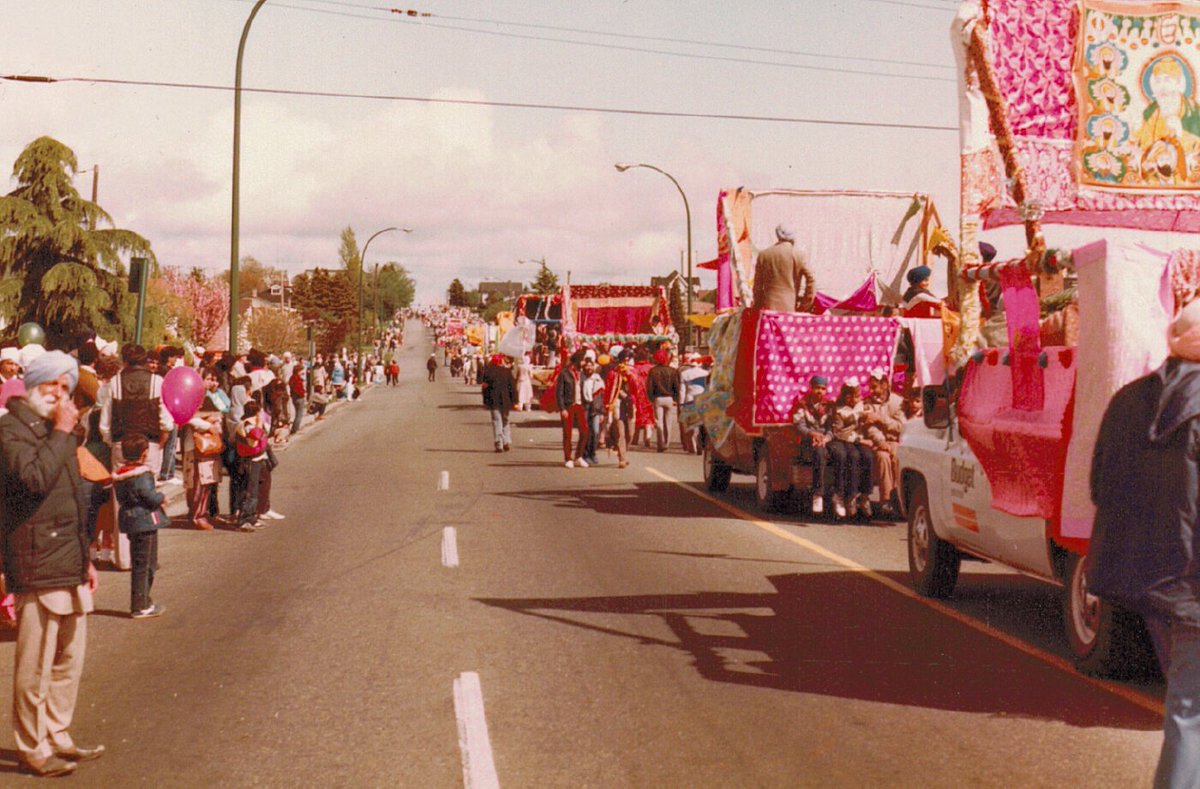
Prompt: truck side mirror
<box><xmin>922</xmin><ymin>385</ymin><xmax>950</xmax><ymax>430</ymax></box>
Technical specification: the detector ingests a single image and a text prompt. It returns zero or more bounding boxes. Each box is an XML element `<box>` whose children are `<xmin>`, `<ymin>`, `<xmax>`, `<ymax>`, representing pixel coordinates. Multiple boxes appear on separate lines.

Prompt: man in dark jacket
<box><xmin>480</xmin><ymin>354</ymin><xmax>517</xmax><ymax>452</ymax></box>
<box><xmin>645</xmin><ymin>348</ymin><xmax>682</xmax><ymax>452</ymax></box>
<box><xmin>554</xmin><ymin>350</ymin><xmax>590</xmax><ymax>467</ymax></box>
<box><xmin>0</xmin><ymin>351</ymin><xmax>103</xmax><ymax>777</ymax></box>
<box><xmin>1088</xmin><ymin>298</ymin><xmax>1200</xmax><ymax>787</ymax></box>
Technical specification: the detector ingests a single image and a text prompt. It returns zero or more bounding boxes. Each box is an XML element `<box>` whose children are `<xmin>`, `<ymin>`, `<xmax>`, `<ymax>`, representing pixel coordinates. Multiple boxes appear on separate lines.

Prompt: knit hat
<box><xmin>23</xmin><ymin>350</ymin><xmax>79</xmax><ymax>393</ymax></box>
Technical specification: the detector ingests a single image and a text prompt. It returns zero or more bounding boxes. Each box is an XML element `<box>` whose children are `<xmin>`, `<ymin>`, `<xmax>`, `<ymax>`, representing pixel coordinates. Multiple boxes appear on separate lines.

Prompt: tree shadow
<box><xmin>476</xmin><ymin>571</ymin><xmax>1162</xmax><ymax>729</ymax></box>
<box><xmin>438</xmin><ymin>404</ymin><xmax>485</xmax><ymax>412</ymax></box>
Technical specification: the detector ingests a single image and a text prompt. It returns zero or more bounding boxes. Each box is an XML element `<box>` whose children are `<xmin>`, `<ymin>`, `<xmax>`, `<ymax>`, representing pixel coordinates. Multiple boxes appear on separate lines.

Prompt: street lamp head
<box><xmin>401</xmin><ymin>227</ymin><xmax>414</xmax><ymax>233</ymax></box>
<box><xmin>614</xmin><ymin>163</ymin><xmax>635</xmax><ymax>172</ymax></box>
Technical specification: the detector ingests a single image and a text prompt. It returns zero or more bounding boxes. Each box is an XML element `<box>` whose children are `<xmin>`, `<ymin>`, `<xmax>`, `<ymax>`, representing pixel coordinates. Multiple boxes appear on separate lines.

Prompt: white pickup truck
<box><xmin>897</xmin><ymin>241</ymin><xmax>1165</xmax><ymax>678</ymax></box>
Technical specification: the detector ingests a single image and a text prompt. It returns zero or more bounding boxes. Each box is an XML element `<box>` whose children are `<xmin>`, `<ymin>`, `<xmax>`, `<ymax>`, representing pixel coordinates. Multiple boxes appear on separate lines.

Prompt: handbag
<box><xmin>193</xmin><ymin>430</ymin><xmax>224</xmax><ymax>456</ymax></box>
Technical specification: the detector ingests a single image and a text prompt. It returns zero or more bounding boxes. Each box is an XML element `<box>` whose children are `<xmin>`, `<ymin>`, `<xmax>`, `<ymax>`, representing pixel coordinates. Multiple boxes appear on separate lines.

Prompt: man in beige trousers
<box><xmin>0</xmin><ymin>351</ymin><xmax>104</xmax><ymax>778</ymax></box>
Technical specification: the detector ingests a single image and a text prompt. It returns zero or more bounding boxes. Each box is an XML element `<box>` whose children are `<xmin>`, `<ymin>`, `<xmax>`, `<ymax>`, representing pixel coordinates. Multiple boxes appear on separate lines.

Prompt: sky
<box><xmin>1</xmin><ymin>0</ymin><xmax>967</xmax><ymax>305</ymax></box>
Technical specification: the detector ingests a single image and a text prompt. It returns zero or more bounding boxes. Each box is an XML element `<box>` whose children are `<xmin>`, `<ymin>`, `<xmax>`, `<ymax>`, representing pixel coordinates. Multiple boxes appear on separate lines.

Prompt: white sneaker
<box><xmin>832</xmin><ymin>495</ymin><xmax>847</xmax><ymax>519</ymax></box>
<box><xmin>811</xmin><ymin>495</ymin><xmax>824</xmax><ymax>516</ymax></box>
<box><xmin>565</xmin><ymin>460</ymin><xmax>574</xmax><ymax>468</ymax></box>
<box><xmin>576</xmin><ymin>458</ymin><xmax>589</xmax><ymax>468</ymax></box>
<box><xmin>262</xmin><ymin>510</ymin><xmax>285</xmax><ymax>520</ymax></box>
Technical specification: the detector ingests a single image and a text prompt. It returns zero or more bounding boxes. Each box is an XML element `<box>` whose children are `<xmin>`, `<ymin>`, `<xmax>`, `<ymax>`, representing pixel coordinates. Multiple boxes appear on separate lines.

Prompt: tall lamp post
<box><xmin>357</xmin><ymin>226</ymin><xmax>413</xmax><ymax>380</ymax></box>
<box><xmin>615</xmin><ymin>162</ymin><xmax>693</xmax><ymax>348</ymax></box>
<box><xmin>229</xmin><ymin>0</ymin><xmax>269</xmax><ymax>357</ymax></box>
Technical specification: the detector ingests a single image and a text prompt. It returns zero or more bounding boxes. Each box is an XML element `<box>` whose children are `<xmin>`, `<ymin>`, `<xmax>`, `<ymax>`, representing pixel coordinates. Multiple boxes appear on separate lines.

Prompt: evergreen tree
<box><xmin>529</xmin><ymin>260</ymin><xmax>559</xmax><ymax>295</ymax></box>
<box><xmin>292</xmin><ymin>267</ymin><xmax>357</xmax><ymax>353</ymax></box>
<box><xmin>447</xmin><ymin>278</ymin><xmax>467</xmax><ymax>307</ymax></box>
<box><xmin>669</xmin><ymin>278</ymin><xmax>690</xmax><ymax>347</ymax></box>
<box><xmin>0</xmin><ymin>136</ymin><xmax>155</xmax><ymax>346</ymax></box>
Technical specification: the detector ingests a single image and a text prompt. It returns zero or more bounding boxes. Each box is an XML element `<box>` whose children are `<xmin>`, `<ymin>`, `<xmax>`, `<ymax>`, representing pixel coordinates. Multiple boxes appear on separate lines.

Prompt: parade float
<box><xmin>896</xmin><ymin>0</ymin><xmax>1200</xmax><ymax>676</ymax></box>
<box><xmin>685</xmin><ymin>188</ymin><xmax>953</xmax><ymax>513</ymax></box>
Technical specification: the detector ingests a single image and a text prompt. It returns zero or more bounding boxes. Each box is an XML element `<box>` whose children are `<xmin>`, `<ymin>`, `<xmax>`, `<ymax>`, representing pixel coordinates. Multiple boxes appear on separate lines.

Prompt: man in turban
<box><xmin>0</xmin><ymin>351</ymin><xmax>104</xmax><ymax>777</ymax></box>
<box><xmin>901</xmin><ymin>265</ymin><xmax>945</xmax><ymax>319</ymax></box>
<box><xmin>752</xmin><ymin>224</ymin><xmax>816</xmax><ymax>313</ymax></box>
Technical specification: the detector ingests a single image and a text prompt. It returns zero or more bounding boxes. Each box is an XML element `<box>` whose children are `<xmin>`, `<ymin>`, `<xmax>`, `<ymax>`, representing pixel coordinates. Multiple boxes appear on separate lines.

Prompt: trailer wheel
<box><xmin>907</xmin><ymin>480</ymin><xmax>959</xmax><ymax>598</ymax></box>
<box><xmin>753</xmin><ymin>448</ymin><xmax>783</xmax><ymax>512</ymax></box>
<box><xmin>702</xmin><ymin>436</ymin><xmax>731</xmax><ymax>493</ymax></box>
<box><xmin>1064</xmin><ymin>553</ymin><xmax>1158</xmax><ymax>678</ymax></box>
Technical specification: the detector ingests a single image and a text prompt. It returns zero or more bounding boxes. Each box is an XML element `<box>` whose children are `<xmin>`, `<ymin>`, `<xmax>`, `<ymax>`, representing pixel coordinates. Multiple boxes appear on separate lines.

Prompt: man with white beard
<box><xmin>0</xmin><ymin>351</ymin><xmax>104</xmax><ymax>777</ymax></box>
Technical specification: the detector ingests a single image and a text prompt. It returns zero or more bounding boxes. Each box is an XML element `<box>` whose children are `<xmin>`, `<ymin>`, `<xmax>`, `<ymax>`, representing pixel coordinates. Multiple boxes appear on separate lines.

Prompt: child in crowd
<box><xmin>235</xmin><ymin>400</ymin><xmax>269</xmax><ymax>532</ymax></box>
<box><xmin>113</xmin><ymin>434</ymin><xmax>168</xmax><ymax>619</ymax></box>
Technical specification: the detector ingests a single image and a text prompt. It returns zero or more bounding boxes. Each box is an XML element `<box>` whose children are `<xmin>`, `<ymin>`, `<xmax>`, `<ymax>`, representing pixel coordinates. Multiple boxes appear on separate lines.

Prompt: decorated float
<box><xmin>896</xmin><ymin>0</ymin><xmax>1200</xmax><ymax>677</ymax></box>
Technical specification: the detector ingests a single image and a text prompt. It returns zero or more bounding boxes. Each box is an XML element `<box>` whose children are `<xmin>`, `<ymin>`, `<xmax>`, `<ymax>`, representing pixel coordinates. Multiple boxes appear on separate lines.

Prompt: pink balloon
<box><xmin>162</xmin><ymin>366</ymin><xmax>205</xmax><ymax>427</ymax></box>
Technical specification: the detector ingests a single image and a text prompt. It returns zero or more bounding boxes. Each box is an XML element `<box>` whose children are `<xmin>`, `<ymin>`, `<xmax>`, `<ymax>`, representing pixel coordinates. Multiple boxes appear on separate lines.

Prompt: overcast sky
<box><xmin>2</xmin><ymin>0</ymin><xmax>964</xmax><ymax>304</ymax></box>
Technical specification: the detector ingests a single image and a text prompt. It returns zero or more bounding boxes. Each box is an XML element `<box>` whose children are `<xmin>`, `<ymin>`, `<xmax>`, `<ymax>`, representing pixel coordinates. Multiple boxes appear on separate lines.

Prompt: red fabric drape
<box><xmin>574</xmin><ymin>306</ymin><xmax>653</xmax><ymax>335</ymax></box>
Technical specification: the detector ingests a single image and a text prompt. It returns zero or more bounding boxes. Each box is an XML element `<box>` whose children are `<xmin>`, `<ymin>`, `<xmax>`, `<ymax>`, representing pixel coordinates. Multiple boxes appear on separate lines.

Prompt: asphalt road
<box><xmin>0</xmin><ymin>323</ymin><xmax>1166</xmax><ymax>787</ymax></box>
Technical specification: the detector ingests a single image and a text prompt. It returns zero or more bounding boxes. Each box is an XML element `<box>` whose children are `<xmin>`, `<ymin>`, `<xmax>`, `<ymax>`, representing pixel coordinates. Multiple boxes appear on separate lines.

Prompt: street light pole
<box><xmin>357</xmin><ymin>226</ymin><xmax>413</xmax><ymax>381</ymax></box>
<box><xmin>614</xmin><ymin>162</ymin><xmax>693</xmax><ymax>348</ymax></box>
<box><xmin>229</xmin><ymin>0</ymin><xmax>268</xmax><ymax>358</ymax></box>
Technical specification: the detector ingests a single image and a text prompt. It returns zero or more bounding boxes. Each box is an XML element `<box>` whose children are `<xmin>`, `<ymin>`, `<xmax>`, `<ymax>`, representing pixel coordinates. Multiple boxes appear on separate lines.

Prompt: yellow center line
<box><xmin>645</xmin><ymin>466</ymin><xmax>1164</xmax><ymax>717</ymax></box>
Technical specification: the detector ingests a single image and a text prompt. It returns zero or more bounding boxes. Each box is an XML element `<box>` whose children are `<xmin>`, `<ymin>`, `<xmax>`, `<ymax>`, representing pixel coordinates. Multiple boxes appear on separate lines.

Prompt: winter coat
<box><xmin>646</xmin><ymin>363</ymin><xmax>682</xmax><ymax>402</ymax></box>
<box><xmin>113</xmin><ymin>464</ymin><xmax>167</xmax><ymax>535</ymax></box>
<box><xmin>480</xmin><ymin>363</ymin><xmax>516</xmax><ymax>413</ymax></box>
<box><xmin>0</xmin><ymin>398</ymin><xmax>90</xmax><ymax>594</ymax></box>
<box><xmin>1087</xmin><ymin>358</ymin><xmax>1200</xmax><ymax>623</ymax></box>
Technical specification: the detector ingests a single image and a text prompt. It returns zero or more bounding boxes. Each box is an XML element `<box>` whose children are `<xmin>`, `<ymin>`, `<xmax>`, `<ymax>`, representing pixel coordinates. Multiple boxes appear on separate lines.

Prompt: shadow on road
<box><xmin>496</xmin><ymin>482</ymin><xmax>721</xmax><ymax>518</ymax></box>
<box><xmin>0</xmin><ymin>748</ymin><xmax>24</xmax><ymax>775</ymax></box>
<box><xmin>476</xmin><ymin>571</ymin><xmax>1162</xmax><ymax>729</ymax></box>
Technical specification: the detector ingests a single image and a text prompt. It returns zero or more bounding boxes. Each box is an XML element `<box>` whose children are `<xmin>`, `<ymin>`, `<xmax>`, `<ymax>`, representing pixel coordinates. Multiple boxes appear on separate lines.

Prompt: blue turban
<box><xmin>23</xmin><ymin>350</ymin><xmax>79</xmax><ymax>393</ymax></box>
<box><xmin>906</xmin><ymin>265</ymin><xmax>932</xmax><ymax>286</ymax></box>
<box><xmin>809</xmin><ymin>374</ymin><xmax>828</xmax><ymax>387</ymax></box>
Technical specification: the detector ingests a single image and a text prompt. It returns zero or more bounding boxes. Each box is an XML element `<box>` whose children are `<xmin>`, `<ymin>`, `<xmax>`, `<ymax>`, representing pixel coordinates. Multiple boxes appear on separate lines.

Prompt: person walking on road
<box><xmin>646</xmin><ymin>348</ymin><xmax>681</xmax><ymax>453</ymax></box>
<box><xmin>0</xmin><ymin>351</ymin><xmax>104</xmax><ymax>778</ymax></box>
<box><xmin>581</xmin><ymin>356</ymin><xmax>605</xmax><ymax>466</ymax></box>
<box><xmin>480</xmin><ymin>354</ymin><xmax>516</xmax><ymax>452</ymax></box>
<box><xmin>555</xmin><ymin>349</ymin><xmax>590</xmax><ymax>468</ymax></box>
<box><xmin>427</xmin><ymin>353</ymin><xmax>438</xmax><ymax>382</ymax></box>
<box><xmin>1087</xmin><ymin>298</ymin><xmax>1200</xmax><ymax>789</ymax></box>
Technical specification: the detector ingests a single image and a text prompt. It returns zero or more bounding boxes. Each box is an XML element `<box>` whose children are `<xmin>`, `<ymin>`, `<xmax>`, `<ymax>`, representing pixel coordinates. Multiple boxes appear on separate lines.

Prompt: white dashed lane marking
<box><xmin>453</xmin><ymin>672</ymin><xmax>500</xmax><ymax>789</ymax></box>
<box><xmin>438</xmin><ymin>470</ymin><xmax>450</xmax><ymax>490</ymax></box>
<box><xmin>441</xmin><ymin>527</ymin><xmax>460</xmax><ymax>568</ymax></box>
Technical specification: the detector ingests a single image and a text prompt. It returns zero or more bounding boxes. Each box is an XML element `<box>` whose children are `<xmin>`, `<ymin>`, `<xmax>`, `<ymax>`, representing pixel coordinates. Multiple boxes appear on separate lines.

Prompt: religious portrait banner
<box><xmin>1077</xmin><ymin>1</ymin><xmax>1200</xmax><ymax>191</ymax></box>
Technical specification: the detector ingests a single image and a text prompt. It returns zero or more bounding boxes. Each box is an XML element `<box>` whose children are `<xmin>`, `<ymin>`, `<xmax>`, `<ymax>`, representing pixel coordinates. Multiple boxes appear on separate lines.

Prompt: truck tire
<box><xmin>702</xmin><ymin>437</ymin><xmax>732</xmax><ymax>493</ymax></box>
<box><xmin>754</xmin><ymin>448</ymin><xmax>783</xmax><ymax>512</ymax></box>
<box><xmin>1064</xmin><ymin>552</ymin><xmax>1158</xmax><ymax>678</ymax></box>
<box><xmin>907</xmin><ymin>480</ymin><xmax>960</xmax><ymax>598</ymax></box>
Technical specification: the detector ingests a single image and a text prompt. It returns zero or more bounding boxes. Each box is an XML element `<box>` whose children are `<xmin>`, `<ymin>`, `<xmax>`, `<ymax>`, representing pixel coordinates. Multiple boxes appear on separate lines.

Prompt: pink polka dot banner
<box><xmin>751</xmin><ymin>312</ymin><xmax>901</xmax><ymax>426</ymax></box>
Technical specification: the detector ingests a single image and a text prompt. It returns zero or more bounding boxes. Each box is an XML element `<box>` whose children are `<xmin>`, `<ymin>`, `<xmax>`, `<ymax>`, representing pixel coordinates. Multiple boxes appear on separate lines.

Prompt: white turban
<box><xmin>23</xmin><ymin>350</ymin><xmax>79</xmax><ymax>393</ymax></box>
<box><xmin>775</xmin><ymin>224</ymin><xmax>795</xmax><ymax>242</ymax></box>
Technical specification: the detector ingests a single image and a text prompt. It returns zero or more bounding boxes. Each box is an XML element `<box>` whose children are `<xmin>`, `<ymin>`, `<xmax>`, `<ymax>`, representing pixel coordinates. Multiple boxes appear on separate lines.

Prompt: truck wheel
<box><xmin>1064</xmin><ymin>553</ymin><xmax>1158</xmax><ymax>678</ymax></box>
<box><xmin>907</xmin><ymin>480</ymin><xmax>960</xmax><ymax>598</ymax></box>
<box><xmin>754</xmin><ymin>450</ymin><xmax>782</xmax><ymax>512</ymax></box>
<box><xmin>702</xmin><ymin>438</ymin><xmax>731</xmax><ymax>493</ymax></box>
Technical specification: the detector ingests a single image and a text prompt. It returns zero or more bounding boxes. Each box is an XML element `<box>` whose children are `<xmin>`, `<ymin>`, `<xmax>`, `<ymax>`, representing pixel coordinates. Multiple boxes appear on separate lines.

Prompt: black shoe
<box><xmin>503</xmin><ymin>444</ymin><xmax>511</xmax><ymax>452</ymax></box>
<box><xmin>57</xmin><ymin>744</ymin><xmax>105</xmax><ymax>762</ymax></box>
<box><xmin>494</xmin><ymin>446</ymin><xmax>503</xmax><ymax>453</ymax></box>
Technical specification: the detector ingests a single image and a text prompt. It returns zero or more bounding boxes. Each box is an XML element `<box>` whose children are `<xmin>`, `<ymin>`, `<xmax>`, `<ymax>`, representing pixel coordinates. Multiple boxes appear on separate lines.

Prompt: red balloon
<box><xmin>162</xmin><ymin>366</ymin><xmax>205</xmax><ymax>426</ymax></box>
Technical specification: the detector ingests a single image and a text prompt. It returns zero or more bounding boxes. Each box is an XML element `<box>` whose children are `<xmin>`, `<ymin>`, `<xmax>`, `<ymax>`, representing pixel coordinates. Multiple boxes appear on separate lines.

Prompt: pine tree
<box><xmin>529</xmin><ymin>260</ymin><xmax>559</xmax><ymax>295</ymax></box>
<box><xmin>447</xmin><ymin>278</ymin><xmax>466</xmax><ymax>307</ymax></box>
<box><xmin>292</xmin><ymin>268</ymin><xmax>357</xmax><ymax>353</ymax></box>
<box><xmin>0</xmin><ymin>136</ymin><xmax>155</xmax><ymax>345</ymax></box>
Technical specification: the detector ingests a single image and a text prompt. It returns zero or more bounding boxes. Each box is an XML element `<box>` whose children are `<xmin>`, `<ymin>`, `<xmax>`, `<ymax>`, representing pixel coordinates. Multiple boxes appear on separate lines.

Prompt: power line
<box><xmin>1</xmin><ymin>73</ymin><xmax>958</xmax><ymax>132</ymax></box>
<box><xmin>222</xmin><ymin>0</ymin><xmax>955</xmax><ymax>83</ymax></box>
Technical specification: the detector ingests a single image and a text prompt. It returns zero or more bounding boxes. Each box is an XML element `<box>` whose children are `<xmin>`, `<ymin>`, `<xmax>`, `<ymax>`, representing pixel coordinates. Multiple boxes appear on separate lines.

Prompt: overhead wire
<box><xmin>1</xmin><ymin>73</ymin><xmax>958</xmax><ymax>132</ymax></box>
<box><xmin>221</xmin><ymin>0</ymin><xmax>955</xmax><ymax>82</ymax></box>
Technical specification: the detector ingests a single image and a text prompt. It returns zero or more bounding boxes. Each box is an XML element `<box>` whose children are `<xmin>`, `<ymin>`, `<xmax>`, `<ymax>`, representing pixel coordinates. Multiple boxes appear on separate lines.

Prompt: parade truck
<box><xmin>532</xmin><ymin>283</ymin><xmax>675</xmax><ymax>411</ymax></box>
<box><xmin>685</xmin><ymin>188</ymin><xmax>953</xmax><ymax>514</ymax></box>
<box><xmin>895</xmin><ymin>0</ymin><xmax>1200</xmax><ymax>677</ymax></box>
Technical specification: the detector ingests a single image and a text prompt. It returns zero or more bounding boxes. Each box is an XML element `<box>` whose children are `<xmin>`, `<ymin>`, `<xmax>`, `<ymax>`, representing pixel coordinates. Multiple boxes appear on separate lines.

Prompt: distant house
<box><xmin>478</xmin><ymin>280</ymin><xmax>524</xmax><ymax>302</ymax></box>
<box><xmin>650</xmin><ymin>271</ymin><xmax>700</xmax><ymax>296</ymax></box>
